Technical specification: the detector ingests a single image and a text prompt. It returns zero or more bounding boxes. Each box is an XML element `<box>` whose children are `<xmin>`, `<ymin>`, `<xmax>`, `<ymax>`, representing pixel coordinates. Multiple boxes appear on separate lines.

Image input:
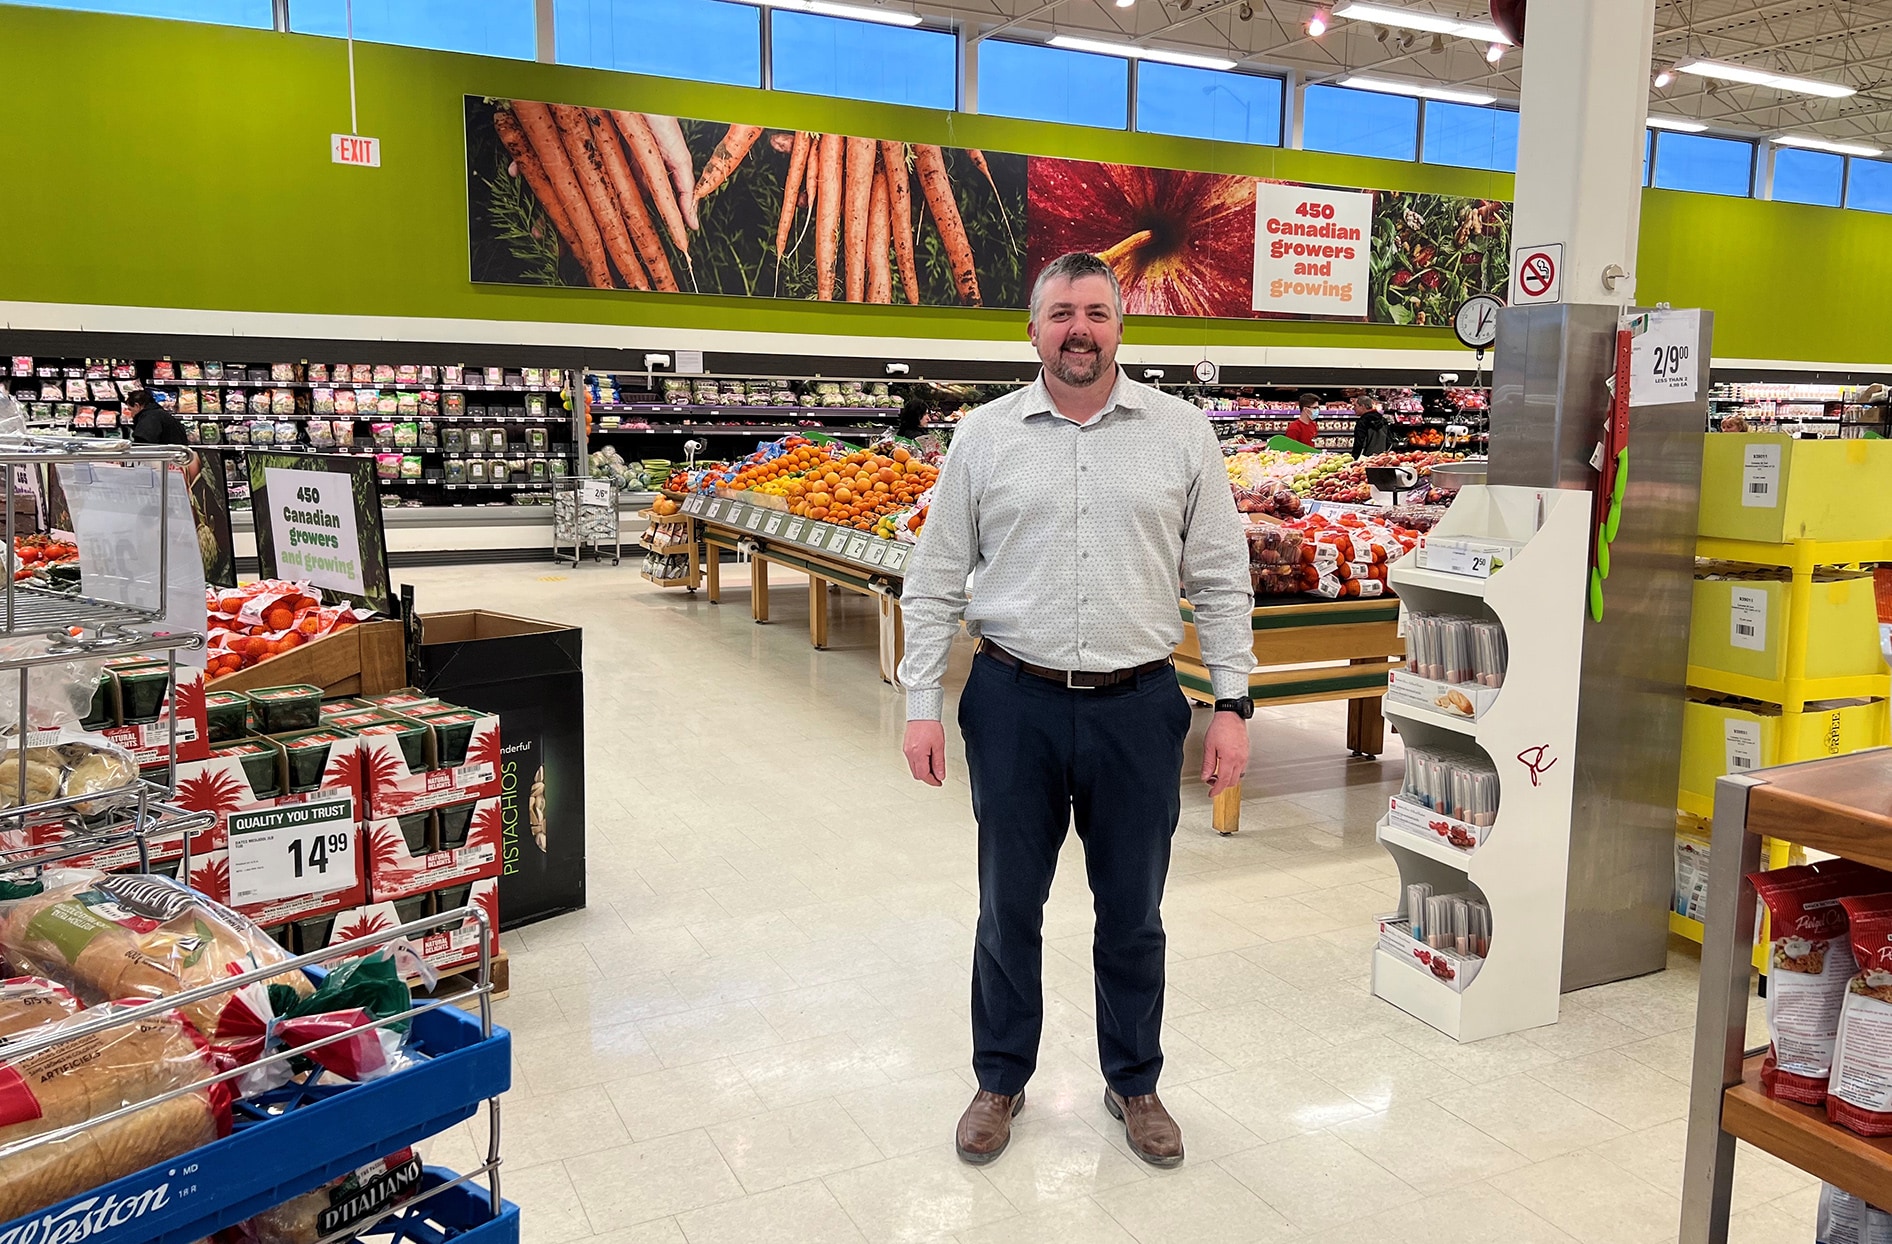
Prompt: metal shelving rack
<box><xmin>0</xmin><ymin>433</ymin><xmax>517</xmax><ymax>1242</ymax></box>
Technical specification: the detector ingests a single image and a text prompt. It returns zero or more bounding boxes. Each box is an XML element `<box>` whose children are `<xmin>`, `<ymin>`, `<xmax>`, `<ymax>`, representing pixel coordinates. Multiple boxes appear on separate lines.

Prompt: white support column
<box><xmin>1756</xmin><ymin>141</ymin><xmax>1777</xmax><ymax>200</ymax></box>
<box><xmin>533</xmin><ymin>0</ymin><xmax>554</xmax><ymax>64</ymax></box>
<box><xmin>1283</xmin><ymin>69</ymin><xmax>1301</xmax><ymax>149</ymax></box>
<box><xmin>1511</xmin><ymin>0</ymin><xmax>1657</xmax><ymax>306</ymax></box>
<box><xmin>958</xmin><ymin>23</ymin><xmax>980</xmax><ymax>114</ymax></box>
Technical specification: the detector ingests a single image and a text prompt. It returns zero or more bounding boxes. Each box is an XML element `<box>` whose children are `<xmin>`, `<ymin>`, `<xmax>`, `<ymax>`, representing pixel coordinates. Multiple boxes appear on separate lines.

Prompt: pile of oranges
<box><xmin>721</xmin><ymin>440</ymin><xmax>938</xmax><ymax>532</ymax></box>
<box><xmin>205</xmin><ymin>581</ymin><xmax>365</xmax><ymax>680</ymax></box>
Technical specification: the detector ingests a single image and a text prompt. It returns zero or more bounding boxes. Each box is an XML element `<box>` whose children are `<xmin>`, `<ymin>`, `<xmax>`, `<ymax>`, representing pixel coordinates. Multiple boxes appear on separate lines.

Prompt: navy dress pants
<box><xmin>957</xmin><ymin>649</ymin><xmax>1192</xmax><ymax>1097</ymax></box>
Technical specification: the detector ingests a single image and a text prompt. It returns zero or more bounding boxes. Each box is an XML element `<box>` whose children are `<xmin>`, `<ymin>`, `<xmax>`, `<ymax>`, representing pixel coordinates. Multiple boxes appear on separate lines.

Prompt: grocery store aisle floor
<box><xmin>405</xmin><ymin>561</ymin><xmax>1797</xmax><ymax>1244</ymax></box>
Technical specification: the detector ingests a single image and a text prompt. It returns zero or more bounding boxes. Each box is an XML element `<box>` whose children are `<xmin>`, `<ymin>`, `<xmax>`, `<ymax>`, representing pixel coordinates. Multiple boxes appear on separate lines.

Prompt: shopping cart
<box><xmin>552</xmin><ymin>476</ymin><xmax>621</xmax><ymax>566</ymax></box>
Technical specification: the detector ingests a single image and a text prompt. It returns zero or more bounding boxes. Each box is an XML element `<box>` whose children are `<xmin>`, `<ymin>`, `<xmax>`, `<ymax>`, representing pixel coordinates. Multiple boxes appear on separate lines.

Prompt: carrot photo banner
<box><xmin>464</xmin><ymin>95</ymin><xmax>1509</xmax><ymax>327</ymax></box>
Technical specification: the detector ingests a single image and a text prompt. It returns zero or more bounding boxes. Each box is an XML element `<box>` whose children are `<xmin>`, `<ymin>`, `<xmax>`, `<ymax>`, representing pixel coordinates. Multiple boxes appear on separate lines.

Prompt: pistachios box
<box><xmin>99</xmin><ymin>661</ymin><xmax>210</xmax><ymax>766</ymax></box>
<box><xmin>320</xmin><ymin>875</ymin><xmax>499</xmax><ymax>976</ymax></box>
<box><xmin>355</xmin><ymin>704</ymin><xmax>501</xmax><ymax>818</ymax></box>
<box><xmin>364</xmin><ymin>796</ymin><xmax>500</xmax><ymax>902</ymax></box>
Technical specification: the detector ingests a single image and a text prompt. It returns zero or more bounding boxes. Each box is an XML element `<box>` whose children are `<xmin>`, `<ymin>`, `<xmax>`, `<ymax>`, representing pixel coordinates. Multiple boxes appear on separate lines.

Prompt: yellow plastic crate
<box><xmin>1676</xmin><ymin>697</ymin><xmax>1890</xmax><ymax>815</ymax></box>
<box><xmin>1698</xmin><ymin>434</ymin><xmax>1892</xmax><ymax>544</ymax></box>
<box><xmin>1688</xmin><ymin>574</ymin><xmax>1884</xmax><ymax>687</ymax></box>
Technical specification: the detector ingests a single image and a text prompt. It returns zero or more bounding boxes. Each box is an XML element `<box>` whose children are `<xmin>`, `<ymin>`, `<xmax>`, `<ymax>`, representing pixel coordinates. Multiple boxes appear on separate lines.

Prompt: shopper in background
<box><xmin>125</xmin><ymin>390</ymin><xmax>189</xmax><ymax>446</ymax></box>
<box><xmin>896</xmin><ymin>392</ymin><xmax>929</xmax><ymax>441</ymax></box>
<box><xmin>899</xmin><ymin>251</ymin><xmax>1255</xmax><ymax>1170</ymax></box>
<box><xmin>1350</xmin><ymin>393</ymin><xmax>1393</xmax><ymax>459</ymax></box>
<box><xmin>1285</xmin><ymin>393</ymin><xmax>1322</xmax><ymax>448</ymax></box>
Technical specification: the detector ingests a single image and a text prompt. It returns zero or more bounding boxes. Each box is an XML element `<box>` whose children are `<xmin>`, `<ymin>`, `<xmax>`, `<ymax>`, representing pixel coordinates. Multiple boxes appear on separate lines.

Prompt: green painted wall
<box><xmin>0</xmin><ymin>4</ymin><xmax>1877</xmax><ymax>363</ymax></box>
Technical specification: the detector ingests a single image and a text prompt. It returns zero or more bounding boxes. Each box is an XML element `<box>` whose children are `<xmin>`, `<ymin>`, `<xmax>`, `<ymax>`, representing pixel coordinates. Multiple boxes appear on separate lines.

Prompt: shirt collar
<box><xmin>1018</xmin><ymin>369</ymin><xmax>1143</xmax><ymax>424</ymax></box>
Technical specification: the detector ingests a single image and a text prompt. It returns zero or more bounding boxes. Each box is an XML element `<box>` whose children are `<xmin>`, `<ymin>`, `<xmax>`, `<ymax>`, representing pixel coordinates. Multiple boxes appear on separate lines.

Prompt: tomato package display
<box><xmin>1829</xmin><ymin>894</ymin><xmax>1892</xmax><ymax>1136</ymax></box>
<box><xmin>204</xmin><ymin>581</ymin><xmax>373</xmax><ymax>682</ymax></box>
<box><xmin>1750</xmin><ymin>862</ymin><xmax>1892</xmax><ymax>1105</ymax></box>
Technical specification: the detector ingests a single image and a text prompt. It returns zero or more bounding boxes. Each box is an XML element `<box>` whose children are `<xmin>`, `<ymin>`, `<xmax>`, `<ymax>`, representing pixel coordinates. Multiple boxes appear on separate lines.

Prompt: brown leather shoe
<box><xmin>1104</xmin><ymin>1087</ymin><xmax>1184</xmax><ymax>1168</ymax></box>
<box><xmin>955</xmin><ymin>1089</ymin><xmax>1025</xmax><ymax>1165</ymax></box>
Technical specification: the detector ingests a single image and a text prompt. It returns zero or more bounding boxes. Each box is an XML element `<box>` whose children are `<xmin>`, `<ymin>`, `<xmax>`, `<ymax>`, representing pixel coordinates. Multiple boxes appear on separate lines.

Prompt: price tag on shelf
<box><xmin>705</xmin><ymin>499</ymin><xmax>725</xmax><ymax>521</ymax></box>
<box><xmin>884</xmin><ymin>545</ymin><xmax>909</xmax><ymax>573</ymax></box>
<box><xmin>863</xmin><ymin>543</ymin><xmax>887</xmax><ymax>566</ymax></box>
<box><xmin>784</xmin><ymin>517</ymin><xmax>806</xmax><ymax>542</ymax></box>
<box><xmin>829</xmin><ymin>528</ymin><xmax>853</xmax><ymax>553</ymax></box>
<box><xmin>845</xmin><ymin>534</ymin><xmax>871</xmax><ymax>560</ymax></box>
<box><xmin>764</xmin><ymin>513</ymin><xmax>784</xmax><ymax>536</ymax></box>
<box><xmin>579</xmin><ymin>479</ymin><xmax>612</xmax><ymax>507</ymax></box>
<box><xmin>745</xmin><ymin>508</ymin><xmax>766</xmax><ymax>531</ymax></box>
<box><xmin>227</xmin><ymin>797</ymin><xmax>358</xmax><ymax>906</ymax></box>
<box><xmin>806</xmin><ymin>522</ymin><xmax>832</xmax><ymax>548</ymax></box>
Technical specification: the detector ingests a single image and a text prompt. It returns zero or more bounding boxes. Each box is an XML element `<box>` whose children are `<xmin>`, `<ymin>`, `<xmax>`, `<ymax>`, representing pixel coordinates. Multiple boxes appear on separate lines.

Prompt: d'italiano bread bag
<box><xmin>219</xmin><ymin>1148</ymin><xmax>423</xmax><ymax>1244</ymax></box>
<box><xmin>0</xmin><ymin>871</ymin><xmax>313</xmax><ymax>1050</ymax></box>
<box><xmin>0</xmin><ymin>1001</ymin><xmax>231</xmax><ymax>1222</ymax></box>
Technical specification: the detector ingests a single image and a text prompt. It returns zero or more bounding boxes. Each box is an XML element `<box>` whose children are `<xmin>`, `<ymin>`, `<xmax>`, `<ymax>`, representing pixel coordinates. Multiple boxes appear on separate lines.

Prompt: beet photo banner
<box><xmin>465</xmin><ymin>94</ymin><xmax>1510</xmax><ymax>327</ymax></box>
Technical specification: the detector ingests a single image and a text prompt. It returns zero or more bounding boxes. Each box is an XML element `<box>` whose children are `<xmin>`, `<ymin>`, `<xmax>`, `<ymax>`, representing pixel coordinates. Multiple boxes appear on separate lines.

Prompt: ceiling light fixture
<box><xmin>746</xmin><ymin>0</ymin><xmax>923</xmax><ymax>25</ymax></box>
<box><xmin>1775</xmin><ymin>133</ymin><xmax>1884</xmax><ymax>157</ymax></box>
<box><xmin>1653</xmin><ymin>65</ymin><xmax>1674</xmax><ymax>88</ymax></box>
<box><xmin>1485</xmin><ymin>42</ymin><xmax>1503</xmax><ymax>63</ymax></box>
<box><xmin>1338</xmin><ymin>74</ymin><xmax>1496</xmax><ymax>105</ymax></box>
<box><xmin>1331</xmin><ymin>2</ymin><xmax>1511</xmax><ymax>45</ymax></box>
<box><xmin>1047</xmin><ymin>35</ymin><xmax>1238</xmax><ymax>70</ymax></box>
<box><xmin>1646</xmin><ymin>116</ymin><xmax>1708</xmax><ymax>132</ymax></box>
<box><xmin>1675</xmin><ymin>58</ymin><xmax>1854</xmax><ymax>99</ymax></box>
<box><xmin>1115</xmin><ymin>0</ymin><xmax>1136</xmax><ymax>8</ymax></box>
<box><xmin>1307</xmin><ymin>8</ymin><xmax>1329</xmax><ymax>36</ymax></box>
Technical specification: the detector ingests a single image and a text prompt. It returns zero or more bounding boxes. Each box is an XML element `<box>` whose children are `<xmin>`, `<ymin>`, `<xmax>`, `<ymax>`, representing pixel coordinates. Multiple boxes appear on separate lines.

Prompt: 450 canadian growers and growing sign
<box><xmin>465</xmin><ymin>93</ymin><xmax>1511</xmax><ymax>327</ymax></box>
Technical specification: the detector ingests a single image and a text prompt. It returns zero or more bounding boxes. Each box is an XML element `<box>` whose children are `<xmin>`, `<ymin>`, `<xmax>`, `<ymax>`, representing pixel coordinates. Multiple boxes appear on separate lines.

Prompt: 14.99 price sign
<box><xmin>228</xmin><ymin>797</ymin><xmax>359</xmax><ymax>905</ymax></box>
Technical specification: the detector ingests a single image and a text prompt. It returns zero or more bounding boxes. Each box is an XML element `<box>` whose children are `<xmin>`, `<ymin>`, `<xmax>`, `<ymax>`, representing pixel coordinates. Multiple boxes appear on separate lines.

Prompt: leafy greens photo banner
<box><xmin>465</xmin><ymin>94</ymin><xmax>1511</xmax><ymax>327</ymax></box>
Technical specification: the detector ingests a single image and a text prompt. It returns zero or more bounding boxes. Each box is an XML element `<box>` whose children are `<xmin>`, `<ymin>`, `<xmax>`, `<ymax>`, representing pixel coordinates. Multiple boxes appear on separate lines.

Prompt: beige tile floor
<box><xmin>400</xmin><ymin>560</ymin><xmax>1801</xmax><ymax>1244</ymax></box>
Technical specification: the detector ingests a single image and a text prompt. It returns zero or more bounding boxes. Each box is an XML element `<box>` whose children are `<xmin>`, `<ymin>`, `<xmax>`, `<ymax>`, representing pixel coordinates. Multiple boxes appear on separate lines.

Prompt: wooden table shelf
<box><xmin>1721</xmin><ymin>1053</ymin><xmax>1892</xmax><ymax>1208</ymax></box>
<box><xmin>1681</xmin><ymin>748</ymin><xmax>1892</xmax><ymax>1242</ymax></box>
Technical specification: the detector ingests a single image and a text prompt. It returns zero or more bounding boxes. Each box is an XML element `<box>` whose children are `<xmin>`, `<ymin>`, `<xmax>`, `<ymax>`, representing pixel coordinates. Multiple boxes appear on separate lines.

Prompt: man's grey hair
<box><xmin>1029</xmin><ymin>252</ymin><xmax>1125</xmax><ymax>323</ymax></box>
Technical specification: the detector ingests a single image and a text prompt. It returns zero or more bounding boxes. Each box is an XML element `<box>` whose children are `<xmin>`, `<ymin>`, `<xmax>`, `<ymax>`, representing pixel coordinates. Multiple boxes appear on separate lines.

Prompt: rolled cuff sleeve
<box><xmin>905</xmin><ymin>686</ymin><xmax>946</xmax><ymax>722</ymax></box>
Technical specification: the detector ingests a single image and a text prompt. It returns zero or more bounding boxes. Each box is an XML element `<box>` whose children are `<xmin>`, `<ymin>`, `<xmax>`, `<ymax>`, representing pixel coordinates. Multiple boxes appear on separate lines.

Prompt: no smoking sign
<box><xmin>1511</xmin><ymin>243</ymin><xmax>1563</xmax><ymax>305</ymax></box>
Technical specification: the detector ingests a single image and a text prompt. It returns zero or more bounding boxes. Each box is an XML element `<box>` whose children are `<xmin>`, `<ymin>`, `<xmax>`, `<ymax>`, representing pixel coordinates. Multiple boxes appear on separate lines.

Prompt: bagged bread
<box><xmin>1748</xmin><ymin>860</ymin><xmax>1892</xmax><ymax>1103</ymax></box>
<box><xmin>0</xmin><ymin>871</ymin><xmax>313</xmax><ymax>1048</ymax></box>
<box><xmin>0</xmin><ymin>976</ymin><xmax>80</xmax><ymax>1039</ymax></box>
<box><xmin>1817</xmin><ymin>1183</ymin><xmax>1892</xmax><ymax>1243</ymax></box>
<box><xmin>222</xmin><ymin>1148</ymin><xmax>423</xmax><ymax>1244</ymax></box>
<box><xmin>0</xmin><ymin>1001</ymin><xmax>228</xmax><ymax>1221</ymax></box>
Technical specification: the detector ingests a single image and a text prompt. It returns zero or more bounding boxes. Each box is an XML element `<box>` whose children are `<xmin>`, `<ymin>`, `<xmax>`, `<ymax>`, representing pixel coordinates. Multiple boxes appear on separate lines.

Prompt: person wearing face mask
<box><xmin>898</xmin><ymin>251</ymin><xmax>1255</xmax><ymax>1170</ymax></box>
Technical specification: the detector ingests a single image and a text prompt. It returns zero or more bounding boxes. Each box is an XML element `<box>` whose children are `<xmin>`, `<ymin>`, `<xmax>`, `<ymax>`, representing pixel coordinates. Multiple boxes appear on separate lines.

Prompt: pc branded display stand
<box><xmin>0</xmin><ymin>435</ymin><xmax>517</xmax><ymax>1244</ymax></box>
<box><xmin>1371</xmin><ymin>484</ymin><xmax>1591</xmax><ymax>1041</ymax></box>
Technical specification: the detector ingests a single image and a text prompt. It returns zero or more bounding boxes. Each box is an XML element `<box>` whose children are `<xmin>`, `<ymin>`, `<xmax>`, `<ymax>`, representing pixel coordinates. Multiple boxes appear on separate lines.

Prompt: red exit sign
<box><xmin>330</xmin><ymin>134</ymin><xmax>381</xmax><ymax>167</ymax></box>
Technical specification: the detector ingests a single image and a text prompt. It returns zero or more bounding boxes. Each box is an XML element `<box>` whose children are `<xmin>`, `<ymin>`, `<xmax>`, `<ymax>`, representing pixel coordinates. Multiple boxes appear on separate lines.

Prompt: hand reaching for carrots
<box><xmin>481</xmin><ymin>100</ymin><xmax>1017</xmax><ymax>307</ymax></box>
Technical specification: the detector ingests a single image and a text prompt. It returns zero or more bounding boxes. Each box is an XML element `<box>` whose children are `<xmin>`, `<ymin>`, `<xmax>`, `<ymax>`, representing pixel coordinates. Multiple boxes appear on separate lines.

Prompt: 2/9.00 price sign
<box><xmin>228</xmin><ymin>796</ymin><xmax>359</xmax><ymax>905</ymax></box>
<box><xmin>1629</xmin><ymin>308</ymin><xmax>1702</xmax><ymax>407</ymax></box>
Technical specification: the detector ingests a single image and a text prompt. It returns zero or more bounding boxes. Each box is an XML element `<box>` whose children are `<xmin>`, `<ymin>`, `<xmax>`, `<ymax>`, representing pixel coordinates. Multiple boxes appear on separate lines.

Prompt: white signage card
<box><xmin>846</xmin><ymin>534</ymin><xmax>871</xmax><ymax>560</ymax></box>
<box><xmin>1511</xmin><ymin>243</ymin><xmax>1563</xmax><ymax>305</ymax></box>
<box><xmin>705</xmin><ymin>499</ymin><xmax>725</xmax><ymax>520</ymax></box>
<box><xmin>673</xmin><ymin>350</ymin><xmax>706</xmax><ymax>375</ymax></box>
<box><xmin>1730</xmin><ymin>586</ymin><xmax>1768</xmax><ymax>652</ymax></box>
<box><xmin>264</xmin><ymin>467</ymin><xmax>367</xmax><ymax>599</ymax></box>
<box><xmin>764</xmin><ymin>513</ymin><xmax>784</xmax><ymax>535</ymax></box>
<box><xmin>784</xmin><ymin>517</ymin><xmax>806</xmax><ymax>541</ymax></box>
<box><xmin>830</xmin><ymin>528</ymin><xmax>854</xmax><ymax>553</ymax></box>
<box><xmin>228</xmin><ymin>796</ymin><xmax>358</xmax><ymax>905</ymax></box>
<box><xmin>579</xmin><ymin>479</ymin><xmax>612</xmax><ymax>507</ymax></box>
<box><xmin>1252</xmin><ymin>184</ymin><xmax>1373</xmax><ymax>319</ymax></box>
<box><xmin>745</xmin><ymin>508</ymin><xmax>766</xmax><ymax>530</ymax></box>
<box><xmin>1725</xmin><ymin>719</ymin><xmax>1763</xmax><ymax>775</ymax></box>
<box><xmin>1742</xmin><ymin>443</ymin><xmax>1783</xmax><ymax>509</ymax></box>
<box><xmin>1629</xmin><ymin>309</ymin><xmax>1702</xmax><ymax>406</ymax></box>
<box><xmin>884</xmin><ymin>545</ymin><xmax>909</xmax><ymax>572</ymax></box>
<box><xmin>864</xmin><ymin>543</ymin><xmax>887</xmax><ymax>565</ymax></box>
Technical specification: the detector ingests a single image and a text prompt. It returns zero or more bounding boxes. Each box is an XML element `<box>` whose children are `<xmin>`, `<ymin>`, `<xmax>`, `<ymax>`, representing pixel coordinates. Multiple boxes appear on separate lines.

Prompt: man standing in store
<box><xmin>1285</xmin><ymin>393</ymin><xmax>1322</xmax><ymax>449</ymax></box>
<box><xmin>1349</xmin><ymin>392</ymin><xmax>1394</xmax><ymax>459</ymax></box>
<box><xmin>125</xmin><ymin>389</ymin><xmax>189</xmax><ymax>446</ymax></box>
<box><xmin>899</xmin><ymin>252</ymin><xmax>1256</xmax><ymax>1169</ymax></box>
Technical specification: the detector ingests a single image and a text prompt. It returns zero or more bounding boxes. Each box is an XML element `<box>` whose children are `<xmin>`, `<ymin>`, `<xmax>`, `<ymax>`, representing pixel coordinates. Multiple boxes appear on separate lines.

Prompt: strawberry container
<box><xmin>247</xmin><ymin>683</ymin><xmax>324</xmax><ymax>734</ymax></box>
<box><xmin>204</xmin><ymin>690</ymin><xmax>250</xmax><ymax>743</ymax></box>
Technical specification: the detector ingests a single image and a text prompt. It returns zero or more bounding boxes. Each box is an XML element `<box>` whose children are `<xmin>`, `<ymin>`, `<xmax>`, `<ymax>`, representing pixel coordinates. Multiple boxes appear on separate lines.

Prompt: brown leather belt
<box><xmin>979</xmin><ymin>641</ymin><xmax>1172</xmax><ymax>690</ymax></box>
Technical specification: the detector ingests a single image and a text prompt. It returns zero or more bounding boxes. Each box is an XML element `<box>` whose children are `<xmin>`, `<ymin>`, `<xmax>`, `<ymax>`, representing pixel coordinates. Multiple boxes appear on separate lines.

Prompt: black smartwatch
<box><xmin>1213</xmin><ymin>697</ymin><xmax>1255</xmax><ymax>719</ymax></box>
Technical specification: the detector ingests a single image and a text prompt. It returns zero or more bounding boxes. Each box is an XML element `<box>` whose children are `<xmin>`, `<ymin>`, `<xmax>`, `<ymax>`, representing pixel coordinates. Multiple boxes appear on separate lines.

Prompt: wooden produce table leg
<box><xmin>705</xmin><ymin>544</ymin><xmax>721</xmax><ymax>603</ymax></box>
<box><xmin>1212</xmin><ymin>782</ymin><xmax>1243</xmax><ymax>835</ymax></box>
<box><xmin>1347</xmin><ymin>661</ymin><xmax>1388</xmax><ymax>757</ymax></box>
<box><xmin>809</xmin><ymin>574</ymin><xmax>830</xmax><ymax>649</ymax></box>
<box><xmin>752</xmin><ymin>555</ymin><xmax>770</xmax><ymax>623</ymax></box>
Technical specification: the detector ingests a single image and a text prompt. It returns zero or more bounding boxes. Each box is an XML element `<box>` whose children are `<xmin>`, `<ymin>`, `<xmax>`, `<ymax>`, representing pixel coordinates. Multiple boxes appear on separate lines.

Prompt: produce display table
<box><xmin>1175</xmin><ymin>594</ymin><xmax>1404</xmax><ymax>834</ymax></box>
<box><xmin>1681</xmin><ymin>750</ymin><xmax>1892</xmax><ymax>1242</ymax></box>
<box><xmin>684</xmin><ymin>493</ymin><xmax>911</xmax><ymax>684</ymax></box>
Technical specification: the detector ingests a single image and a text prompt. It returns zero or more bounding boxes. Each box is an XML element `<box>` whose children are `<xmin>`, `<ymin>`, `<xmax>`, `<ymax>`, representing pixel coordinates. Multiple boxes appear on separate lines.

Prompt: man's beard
<box><xmin>1046</xmin><ymin>340</ymin><xmax>1109</xmax><ymax>387</ymax></box>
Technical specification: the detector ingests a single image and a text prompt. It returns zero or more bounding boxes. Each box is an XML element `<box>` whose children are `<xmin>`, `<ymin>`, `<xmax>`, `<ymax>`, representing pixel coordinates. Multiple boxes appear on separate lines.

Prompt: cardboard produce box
<box><xmin>355</xmin><ymin>707</ymin><xmax>500</xmax><ymax>818</ymax></box>
<box><xmin>1688</xmin><ymin>574</ymin><xmax>1884</xmax><ymax>686</ymax></box>
<box><xmin>1678</xmin><ymin>697</ymin><xmax>1890</xmax><ymax>808</ymax></box>
<box><xmin>364</xmin><ymin>797</ymin><xmax>502</xmax><ymax>903</ymax></box>
<box><xmin>324</xmin><ymin>876</ymin><xmax>499</xmax><ymax>976</ymax></box>
<box><xmin>1698</xmin><ymin>434</ymin><xmax>1892</xmax><ymax>544</ymax></box>
<box><xmin>100</xmin><ymin>664</ymin><xmax>210</xmax><ymax>765</ymax></box>
<box><xmin>174</xmin><ymin>733</ymin><xmax>361</xmax><ymax>839</ymax></box>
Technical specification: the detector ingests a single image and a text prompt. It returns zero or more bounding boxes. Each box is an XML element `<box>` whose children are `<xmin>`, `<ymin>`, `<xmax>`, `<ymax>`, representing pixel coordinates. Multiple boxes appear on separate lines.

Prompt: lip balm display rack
<box><xmin>1679</xmin><ymin>750</ymin><xmax>1892</xmax><ymax>1243</ymax></box>
<box><xmin>1371</xmin><ymin>484</ymin><xmax>1592</xmax><ymax>1042</ymax></box>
